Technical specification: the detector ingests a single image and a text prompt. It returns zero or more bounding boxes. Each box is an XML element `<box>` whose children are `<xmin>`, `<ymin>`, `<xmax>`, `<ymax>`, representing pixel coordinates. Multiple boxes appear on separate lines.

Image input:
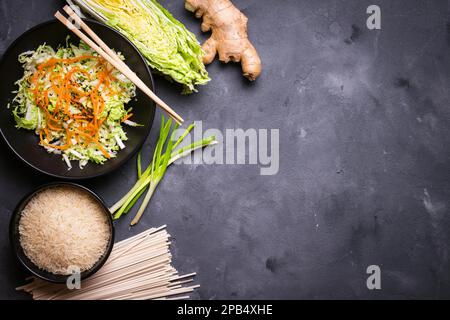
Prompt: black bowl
<box><xmin>0</xmin><ymin>19</ymin><xmax>155</xmax><ymax>179</ymax></box>
<box><xmin>9</xmin><ymin>182</ymin><xmax>115</xmax><ymax>283</ymax></box>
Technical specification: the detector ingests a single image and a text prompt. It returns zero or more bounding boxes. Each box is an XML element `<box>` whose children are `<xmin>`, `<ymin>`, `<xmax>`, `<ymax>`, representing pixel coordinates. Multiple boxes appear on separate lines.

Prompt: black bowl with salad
<box><xmin>0</xmin><ymin>19</ymin><xmax>155</xmax><ymax>179</ymax></box>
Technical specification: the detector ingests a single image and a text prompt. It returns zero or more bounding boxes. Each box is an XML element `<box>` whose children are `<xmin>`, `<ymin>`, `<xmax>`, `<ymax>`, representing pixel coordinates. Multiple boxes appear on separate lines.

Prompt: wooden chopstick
<box><xmin>63</xmin><ymin>5</ymin><xmax>123</xmax><ymax>64</ymax></box>
<box><xmin>54</xmin><ymin>10</ymin><xmax>183</xmax><ymax>125</ymax></box>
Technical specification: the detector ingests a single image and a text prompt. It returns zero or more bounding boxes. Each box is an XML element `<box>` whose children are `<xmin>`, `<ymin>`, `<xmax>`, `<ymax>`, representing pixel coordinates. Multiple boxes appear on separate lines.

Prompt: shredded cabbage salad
<box><xmin>11</xmin><ymin>40</ymin><xmax>137</xmax><ymax>169</ymax></box>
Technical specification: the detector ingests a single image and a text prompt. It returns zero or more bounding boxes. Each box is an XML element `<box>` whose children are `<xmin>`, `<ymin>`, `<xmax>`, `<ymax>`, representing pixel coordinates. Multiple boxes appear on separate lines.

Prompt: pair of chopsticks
<box><xmin>55</xmin><ymin>5</ymin><xmax>183</xmax><ymax>125</ymax></box>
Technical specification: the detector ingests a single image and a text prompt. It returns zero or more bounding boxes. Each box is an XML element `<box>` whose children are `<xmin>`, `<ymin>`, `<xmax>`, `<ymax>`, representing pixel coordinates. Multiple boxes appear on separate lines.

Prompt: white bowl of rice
<box><xmin>10</xmin><ymin>183</ymin><xmax>114</xmax><ymax>283</ymax></box>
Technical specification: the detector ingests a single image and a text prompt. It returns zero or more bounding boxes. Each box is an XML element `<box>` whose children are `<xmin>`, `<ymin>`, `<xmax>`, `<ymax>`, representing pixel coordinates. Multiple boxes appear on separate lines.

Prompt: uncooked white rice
<box><xmin>18</xmin><ymin>186</ymin><xmax>110</xmax><ymax>275</ymax></box>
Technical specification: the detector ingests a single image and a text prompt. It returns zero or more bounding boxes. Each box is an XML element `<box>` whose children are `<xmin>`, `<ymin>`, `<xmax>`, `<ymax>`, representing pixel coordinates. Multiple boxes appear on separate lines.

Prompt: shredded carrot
<box><xmin>30</xmin><ymin>53</ymin><xmax>120</xmax><ymax>159</ymax></box>
<box><xmin>94</xmin><ymin>142</ymin><xmax>111</xmax><ymax>159</ymax></box>
<box><xmin>122</xmin><ymin>113</ymin><xmax>133</xmax><ymax>122</ymax></box>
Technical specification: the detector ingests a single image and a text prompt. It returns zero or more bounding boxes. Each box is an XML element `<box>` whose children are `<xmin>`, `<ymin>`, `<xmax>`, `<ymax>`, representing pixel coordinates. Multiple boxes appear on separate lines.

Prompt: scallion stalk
<box><xmin>110</xmin><ymin>116</ymin><xmax>217</xmax><ymax>225</ymax></box>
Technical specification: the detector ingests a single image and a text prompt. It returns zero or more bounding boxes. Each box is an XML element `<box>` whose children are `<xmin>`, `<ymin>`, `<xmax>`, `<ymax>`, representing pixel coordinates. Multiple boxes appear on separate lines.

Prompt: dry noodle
<box><xmin>17</xmin><ymin>226</ymin><xmax>198</xmax><ymax>300</ymax></box>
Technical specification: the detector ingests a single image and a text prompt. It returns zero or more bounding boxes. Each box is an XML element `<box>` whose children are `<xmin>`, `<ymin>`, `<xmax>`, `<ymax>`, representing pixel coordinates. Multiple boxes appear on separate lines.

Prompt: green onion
<box><xmin>110</xmin><ymin>116</ymin><xmax>217</xmax><ymax>225</ymax></box>
<box><xmin>137</xmin><ymin>151</ymin><xmax>142</xmax><ymax>178</ymax></box>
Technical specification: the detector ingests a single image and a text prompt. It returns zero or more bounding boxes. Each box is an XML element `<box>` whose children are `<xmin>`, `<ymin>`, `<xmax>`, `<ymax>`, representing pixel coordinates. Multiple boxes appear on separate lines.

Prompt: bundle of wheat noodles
<box><xmin>16</xmin><ymin>226</ymin><xmax>199</xmax><ymax>300</ymax></box>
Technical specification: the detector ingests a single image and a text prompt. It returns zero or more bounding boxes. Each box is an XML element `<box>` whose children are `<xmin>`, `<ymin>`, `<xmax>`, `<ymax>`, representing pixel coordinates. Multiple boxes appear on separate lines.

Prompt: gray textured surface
<box><xmin>1</xmin><ymin>0</ymin><xmax>450</xmax><ymax>299</ymax></box>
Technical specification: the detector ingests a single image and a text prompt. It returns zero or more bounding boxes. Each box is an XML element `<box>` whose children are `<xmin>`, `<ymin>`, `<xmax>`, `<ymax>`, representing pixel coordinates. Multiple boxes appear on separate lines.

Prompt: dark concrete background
<box><xmin>1</xmin><ymin>0</ymin><xmax>450</xmax><ymax>299</ymax></box>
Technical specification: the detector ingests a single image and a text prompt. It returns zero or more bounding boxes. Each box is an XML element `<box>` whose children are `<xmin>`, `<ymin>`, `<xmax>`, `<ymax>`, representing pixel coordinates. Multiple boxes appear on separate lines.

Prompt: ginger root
<box><xmin>185</xmin><ymin>0</ymin><xmax>262</xmax><ymax>80</ymax></box>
